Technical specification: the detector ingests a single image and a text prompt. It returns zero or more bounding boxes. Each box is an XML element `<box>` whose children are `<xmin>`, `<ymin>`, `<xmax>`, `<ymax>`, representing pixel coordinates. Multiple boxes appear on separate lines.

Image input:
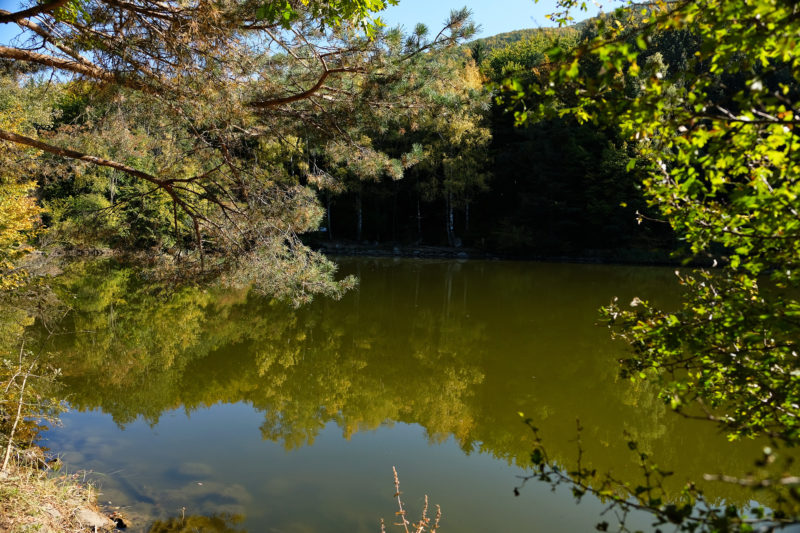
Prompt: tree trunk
<box><xmin>445</xmin><ymin>192</ymin><xmax>455</xmax><ymax>247</ymax></box>
<box><xmin>193</xmin><ymin>218</ymin><xmax>205</xmax><ymax>271</ymax></box>
<box><xmin>326</xmin><ymin>193</ymin><xmax>333</xmax><ymax>241</ymax></box>
<box><xmin>173</xmin><ymin>201</ymin><xmax>180</xmax><ymax>252</ymax></box>
<box><xmin>416</xmin><ymin>196</ymin><xmax>422</xmax><ymax>241</ymax></box>
<box><xmin>392</xmin><ymin>182</ymin><xmax>398</xmax><ymax>242</ymax></box>
<box><xmin>356</xmin><ymin>192</ymin><xmax>363</xmax><ymax>242</ymax></box>
<box><xmin>375</xmin><ymin>195</ymin><xmax>381</xmax><ymax>242</ymax></box>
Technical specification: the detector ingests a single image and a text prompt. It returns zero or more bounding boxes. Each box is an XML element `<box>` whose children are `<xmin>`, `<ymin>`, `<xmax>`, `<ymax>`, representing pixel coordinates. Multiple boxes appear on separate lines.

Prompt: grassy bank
<box><xmin>0</xmin><ymin>459</ymin><xmax>114</xmax><ymax>532</ymax></box>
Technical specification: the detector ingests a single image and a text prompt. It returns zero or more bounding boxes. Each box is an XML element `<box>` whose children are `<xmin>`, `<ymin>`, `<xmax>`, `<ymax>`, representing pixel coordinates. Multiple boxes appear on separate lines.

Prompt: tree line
<box><xmin>310</xmin><ymin>22</ymin><xmax>679</xmax><ymax>259</ymax></box>
<box><xmin>1</xmin><ymin>2</ymin><xmax>686</xmax><ymax>283</ymax></box>
<box><xmin>0</xmin><ymin>0</ymin><xmax>479</xmax><ymax>302</ymax></box>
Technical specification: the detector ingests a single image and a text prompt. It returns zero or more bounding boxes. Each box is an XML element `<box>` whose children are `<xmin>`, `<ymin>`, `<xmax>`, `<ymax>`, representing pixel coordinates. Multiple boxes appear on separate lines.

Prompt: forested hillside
<box><xmin>4</xmin><ymin>6</ymin><xmax>776</xmax><ymax>271</ymax></box>
<box><xmin>315</xmin><ymin>21</ymin><xmax>676</xmax><ymax>260</ymax></box>
<box><xmin>468</xmin><ymin>26</ymin><xmax>577</xmax><ymax>55</ymax></box>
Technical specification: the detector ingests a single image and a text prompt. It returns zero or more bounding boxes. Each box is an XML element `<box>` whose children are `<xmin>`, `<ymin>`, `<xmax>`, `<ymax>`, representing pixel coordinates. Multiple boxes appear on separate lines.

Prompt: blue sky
<box><xmin>381</xmin><ymin>0</ymin><xmax>611</xmax><ymax>38</ymax></box>
<box><xmin>0</xmin><ymin>0</ymin><xmax>22</xmax><ymax>45</ymax></box>
<box><xmin>0</xmin><ymin>0</ymin><xmax>612</xmax><ymax>47</ymax></box>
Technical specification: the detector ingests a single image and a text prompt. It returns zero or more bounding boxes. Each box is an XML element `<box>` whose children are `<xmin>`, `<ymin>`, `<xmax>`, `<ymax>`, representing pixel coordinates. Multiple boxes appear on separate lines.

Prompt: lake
<box><xmin>34</xmin><ymin>257</ymin><xmax>793</xmax><ymax>532</ymax></box>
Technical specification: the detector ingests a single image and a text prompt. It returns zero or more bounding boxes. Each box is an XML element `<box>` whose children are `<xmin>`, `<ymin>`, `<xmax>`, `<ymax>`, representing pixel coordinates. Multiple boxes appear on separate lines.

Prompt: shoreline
<box><xmin>0</xmin><ymin>460</ymin><xmax>117</xmax><ymax>532</ymax></box>
<box><xmin>312</xmin><ymin>240</ymin><xmax>687</xmax><ymax>267</ymax></box>
<box><xmin>36</xmin><ymin>239</ymin><xmax>691</xmax><ymax>269</ymax></box>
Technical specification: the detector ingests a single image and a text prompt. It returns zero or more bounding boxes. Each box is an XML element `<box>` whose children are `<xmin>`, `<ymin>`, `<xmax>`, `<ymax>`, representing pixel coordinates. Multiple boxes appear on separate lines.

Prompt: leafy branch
<box><xmin>515</xmin><ymin>417</ymin><xmax>800</xmax><ymax>532</ymax></box>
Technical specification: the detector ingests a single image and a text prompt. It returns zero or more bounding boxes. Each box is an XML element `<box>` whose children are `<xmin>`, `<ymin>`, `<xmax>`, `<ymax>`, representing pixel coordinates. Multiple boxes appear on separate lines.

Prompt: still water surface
<box><xmin>38</xmin><ymin>258</ymin><xmax>788</xmax><ymax>531</ymax></box>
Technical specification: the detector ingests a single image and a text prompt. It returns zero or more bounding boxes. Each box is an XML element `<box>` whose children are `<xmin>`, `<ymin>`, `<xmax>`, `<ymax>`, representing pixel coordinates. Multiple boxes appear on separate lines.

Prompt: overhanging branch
<box><xmin>0</xmin><ymin>128</ymin><xmax>167</xmax><ymax>187</ymax></box>
<box><xmin>0</xmin><ymin>0</ymin><xmax>71</xmax><ymax>25</ymax></box>
<box><xmin>248</xmin><ymin>67</ymin><xmax>364</xmax><ymax>109</ymax></box>
<box><xmin>0</xmin><ymin>45</ymin><xmax>149</xmax><ymax>91</ymax></box>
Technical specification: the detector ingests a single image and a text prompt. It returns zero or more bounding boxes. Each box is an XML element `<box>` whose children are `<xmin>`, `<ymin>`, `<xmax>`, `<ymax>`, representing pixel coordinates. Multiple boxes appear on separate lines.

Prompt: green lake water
<box><xmin>36</xmin><ymin>258</ymin><xmax>794</xmax><ymax>531</ymax></box>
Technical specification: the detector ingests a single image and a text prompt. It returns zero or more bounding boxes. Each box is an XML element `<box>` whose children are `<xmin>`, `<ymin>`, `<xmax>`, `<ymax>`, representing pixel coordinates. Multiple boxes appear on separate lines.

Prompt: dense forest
<box><xmin>319</xmin><ymin>21</ymin><xmax>676</xmax><ymax>259</ymax></box>
<box><xmin>2</xmin><ymin>10</ymin><xmax>680</xmax><ymax>267</ymax></box>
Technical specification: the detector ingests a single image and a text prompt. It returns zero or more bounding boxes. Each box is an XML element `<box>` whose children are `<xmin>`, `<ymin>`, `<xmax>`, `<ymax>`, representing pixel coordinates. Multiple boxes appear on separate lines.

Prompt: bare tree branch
<box><xmin>0</xmin><ymin>0</ymin><xmax>71</xmax><ymax>25</ymax></box>
<box><xmin>0</xmin><ymin>128</ymin><xmax>167</xmax><ymax>187</ymax></box>
<box><xmin>249</xmin><ymin>67</ymin><xmax>365</xmax><ymax>108</ymax></box>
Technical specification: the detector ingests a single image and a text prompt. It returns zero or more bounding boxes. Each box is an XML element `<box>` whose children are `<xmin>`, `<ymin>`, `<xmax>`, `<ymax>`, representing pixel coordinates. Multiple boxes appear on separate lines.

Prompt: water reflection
<box><xmin>148</xmin><ymin>513</ymin><xmax>246</xmax><ymax>533</ymax></box>
<box><xmin>31</xmin><ymin>258</ymin><xmax>799</xmax><ymax>530</ymax></box>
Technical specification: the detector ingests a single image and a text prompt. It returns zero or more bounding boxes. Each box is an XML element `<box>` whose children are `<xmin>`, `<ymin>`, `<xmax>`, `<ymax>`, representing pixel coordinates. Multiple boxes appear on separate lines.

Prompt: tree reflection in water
<box><xmin>15</xmin><ymin>258</ymin><xmax>800</xmax><ymax>528</ymax></box>
<box><xmin>147</xmin><ymin>513</ymin><xmax>246</xmax><ymax>533</ymax></box>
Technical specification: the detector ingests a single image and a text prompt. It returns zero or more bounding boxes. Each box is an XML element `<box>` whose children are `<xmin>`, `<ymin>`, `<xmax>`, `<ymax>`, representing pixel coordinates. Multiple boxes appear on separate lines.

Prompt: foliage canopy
<box><xmin>502</xmin><ymin>0</ymin><xmax>800</xmax><ymax>529</ymax></box>
<box><xmin>509</xmin><ymin>0</ymin><xmax>800</xmax><ymax>443</ymax></box>
<box><xmin>0</xmin><ymin>0</ymin><xmax>476</xmax><ymax>300</ymax></box>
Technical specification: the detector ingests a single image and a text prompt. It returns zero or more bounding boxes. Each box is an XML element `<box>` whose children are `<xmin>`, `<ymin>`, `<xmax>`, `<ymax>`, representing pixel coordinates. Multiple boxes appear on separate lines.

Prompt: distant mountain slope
<box><xmin>470</xmin><ymin>26</ymin><xmax>582</xmax><ymax>52</ymax></box>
